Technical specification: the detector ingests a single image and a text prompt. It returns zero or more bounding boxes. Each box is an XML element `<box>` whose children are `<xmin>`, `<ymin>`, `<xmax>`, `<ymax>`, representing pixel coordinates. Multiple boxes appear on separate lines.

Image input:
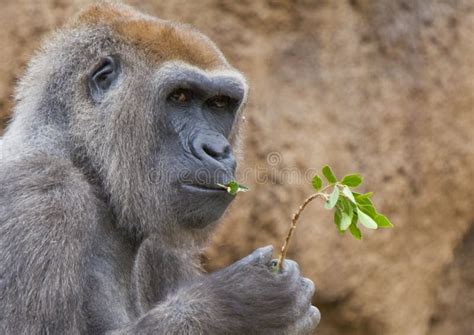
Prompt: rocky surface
<box><xmin>1</xmin><ymin>1</ymin><xmax>473</xmax><ymax>334</ymax></box>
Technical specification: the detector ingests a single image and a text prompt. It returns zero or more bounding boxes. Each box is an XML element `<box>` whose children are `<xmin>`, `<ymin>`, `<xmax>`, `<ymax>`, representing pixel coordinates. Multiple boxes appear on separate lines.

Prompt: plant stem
<box><xmin>276</xmin><ymin>184</ymin><xmax>334</xmax><ymax>270</ymax></box>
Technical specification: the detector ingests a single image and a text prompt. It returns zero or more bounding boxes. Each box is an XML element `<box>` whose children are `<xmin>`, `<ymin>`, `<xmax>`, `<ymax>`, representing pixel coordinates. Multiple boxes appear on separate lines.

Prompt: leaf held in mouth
<box><xmin>217</xmin><ymin>181</ymin><xmax>249</xmax><ymax>195</ymax></box>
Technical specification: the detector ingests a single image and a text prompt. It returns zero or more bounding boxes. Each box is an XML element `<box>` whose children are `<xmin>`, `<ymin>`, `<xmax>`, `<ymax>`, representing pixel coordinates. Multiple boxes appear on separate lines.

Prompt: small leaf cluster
<box><xmin>217</xmin><ymin>181</ymin><xmax>249</xmax><ymax>196</ymax></box>
<box><xmin>312</xmin><ymin>165</ymin><xmax>393</xmax><ymax>240</ymax></box>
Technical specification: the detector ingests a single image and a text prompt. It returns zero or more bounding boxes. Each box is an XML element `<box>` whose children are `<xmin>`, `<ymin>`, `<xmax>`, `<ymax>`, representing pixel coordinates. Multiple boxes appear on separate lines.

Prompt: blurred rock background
<box><xmin>0</xmin><ymin>1</ymin><xmax>473</xmax><ymax>334</ymax></box>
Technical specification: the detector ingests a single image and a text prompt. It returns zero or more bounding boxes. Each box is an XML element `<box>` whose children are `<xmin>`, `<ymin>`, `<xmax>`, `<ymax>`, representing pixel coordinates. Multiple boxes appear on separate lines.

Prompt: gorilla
<box><xmin>0</xmin><ymin>3</ymin><xmax>320</xmax><ymax>334</ymax></box>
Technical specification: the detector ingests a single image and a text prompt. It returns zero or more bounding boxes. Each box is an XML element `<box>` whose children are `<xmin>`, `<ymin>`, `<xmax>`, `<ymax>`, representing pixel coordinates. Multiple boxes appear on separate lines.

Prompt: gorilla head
<box><xmin>12</xmin><ymin>4</ymin><xmax>247</xmax><ymax>242</ymax></box>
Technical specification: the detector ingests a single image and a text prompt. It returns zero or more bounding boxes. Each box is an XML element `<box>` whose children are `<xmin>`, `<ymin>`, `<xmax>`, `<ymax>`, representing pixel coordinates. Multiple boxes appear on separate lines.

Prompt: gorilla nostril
<box><xmin>200</xmin><ymin>140</ymin><xmax>232</xmax><ymax>161</ymax></box>
<box><xmin>203</xmin><ymin>144</ymin><xmax>223</xmax><ymax>160</ymax></box>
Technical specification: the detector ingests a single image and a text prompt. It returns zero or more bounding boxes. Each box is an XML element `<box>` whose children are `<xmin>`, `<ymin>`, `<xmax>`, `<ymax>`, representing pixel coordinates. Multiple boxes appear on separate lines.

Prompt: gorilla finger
<box><xmin>279</xmin><ymin>259</ymin><xmax>301</xmax><ymax>280</ymax></box>
<box><xmin>297</xmin><ymin>277</ymin><xmax>316</xmax><ymax>305</ymax></box>
<box><xmin>291</xmin><ymin>278</ymin><xmax>316</xmax><ymax>318</ymax></box>
<box><xmin>289</xmin><ymin>306</ymin><xmax>321</xmax><ymax>335</ymax></box>
<box><xmin>241</xmin><ymin>245</ymin><xmax>274</xmax><ymax>266</ymax></box>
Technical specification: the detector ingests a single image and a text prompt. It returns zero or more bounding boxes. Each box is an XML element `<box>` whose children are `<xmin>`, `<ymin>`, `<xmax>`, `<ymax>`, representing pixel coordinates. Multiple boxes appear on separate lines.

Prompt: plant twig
<box><xmin>276</xmin><ymin>188</ymin><xmax>330</xmax><ymax>270</ymax></box>
<box><xmin>272</xmin><ymin>166</ymin><xmax>394</xmax><ymax>271</ymax></box>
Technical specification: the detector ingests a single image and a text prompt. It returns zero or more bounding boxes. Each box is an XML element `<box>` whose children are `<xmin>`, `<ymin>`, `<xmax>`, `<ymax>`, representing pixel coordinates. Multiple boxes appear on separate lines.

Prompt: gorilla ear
<box><xmin>89</xmin><ymin>56</ymin><xmax>120</xmax><ymax>101</ymax></box>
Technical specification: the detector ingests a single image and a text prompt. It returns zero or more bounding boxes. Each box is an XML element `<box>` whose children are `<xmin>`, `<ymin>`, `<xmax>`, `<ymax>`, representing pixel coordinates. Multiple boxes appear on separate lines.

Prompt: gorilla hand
<box><xmin>206</xmin><ymin>246</ymin><xmax>321</xmax><ymax>334</ymax></box>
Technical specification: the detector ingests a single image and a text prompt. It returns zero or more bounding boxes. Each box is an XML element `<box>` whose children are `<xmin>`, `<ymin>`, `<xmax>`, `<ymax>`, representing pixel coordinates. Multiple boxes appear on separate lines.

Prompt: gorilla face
<box><xmin>149</xmin><ymin>63</ymin><xmax>246</xmax><ymax>228</ymax></box>
<box><xmin>82</xmin><ymin>50</ymin><xmax>247</xmax><ymax>233</ymax></box>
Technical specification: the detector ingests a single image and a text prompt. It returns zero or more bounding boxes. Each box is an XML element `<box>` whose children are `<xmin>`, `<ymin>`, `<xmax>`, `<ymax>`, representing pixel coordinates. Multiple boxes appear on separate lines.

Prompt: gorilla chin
<box><xmin>176</xmin><ymin>181</ymin><xmax>235</xmax><ymax>229</ymax></box>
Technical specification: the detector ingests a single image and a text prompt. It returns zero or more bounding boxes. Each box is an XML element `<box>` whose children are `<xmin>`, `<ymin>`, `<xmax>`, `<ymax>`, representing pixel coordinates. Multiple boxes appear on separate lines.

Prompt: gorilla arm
<box><xmin>108</xmin><ymin>247</ymin><xmax>320</xmax><ymax>335</ymax></box>
<box><xmin>0</xmin><ymin>155</ymin><xmax>100</xmax><ymax>334</ymax></box>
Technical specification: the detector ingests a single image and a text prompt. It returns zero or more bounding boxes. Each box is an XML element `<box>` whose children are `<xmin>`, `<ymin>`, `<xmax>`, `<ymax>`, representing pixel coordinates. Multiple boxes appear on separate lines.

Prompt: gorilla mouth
<box><xmin>181</xmin><ymin>183</ymin><xmax>228</xmax><ymax>193</ymax></box>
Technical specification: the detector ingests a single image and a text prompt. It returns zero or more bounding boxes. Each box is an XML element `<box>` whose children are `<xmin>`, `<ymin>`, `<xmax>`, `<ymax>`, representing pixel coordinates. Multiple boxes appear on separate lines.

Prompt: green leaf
<box><xmin>341</xmin><ymin>174</ymin><xmax>363</xmax><ymax>188</ymax></box>
<box><xmin>349</xmin><ymin>222</ymin><xmax>362</xmax><ymax>240</ymax></box>
<box><xmin>338</xmin><ymin>197</ymin><xmax>356</xmax><ymax>216</ymax></box>
<box><xmin>374</xmin><ymin>214</ymin><xmax>394</xmax><ymax>228</ymax></box>
<box><xmin>359</xmin><ymin>207</ymin><xmax>377</xmax><ymax>221</ymax></box>
<box><xmin>228</xmin><ymin>181</ymin><xmax>239</xmax><ymax>195</ymax></box>
<box><xmin>217</xmin><ymin>181</ymin><xmax>249</xmax><ymax>196</ymax></box>
<box><xmin>333</xmin><ymin>207</ymin><xmax>344</xmax><ymax>234</ymax></box>
<box><xmin>358</xmin><ymin>204</ymin><xmax>377</xmax><ymax>218</ymax></box>
<box><xmin>311</xmin><ymin>175</ymin><xmax>323</xmax><ymax>191</ymax></box>
<box><xmin>339</xmin><ymin>197</ymin><xmax>356</xmax><ymax>232</ymax></box>
<box><xmin>334</xmin><ymin>207</ymin><xmax>342</xmax><ymax>226</ymax></box>
<box><xmin>237</xmin><ymin>184</ymin><xmax>249</xmax><ymax>192</ymax></box>
<box><xmin>353</xmin><ymin>192</ymin><xmax>373</xmax><ymax>200</ymax></box>
<box><xmin>325</xmin><ymin>186</ymin><xmax>339</xmax><ymax>209</ymax></box>
<box><xmin>357</xmin><ymin>208</ymin><xmax>378</xmax><ymax>229</ymax></box>
<box><xmin>353</xmin><ymin>191</ymin><xmax>378</xmax><ymax>218</ymax></box>
<box><xmin>353</xmin><ymin>192</ymin><xmax>374</xmax><ymax>206</ymax></box>
<box><xmin>342</xmin><ymin>186</ymin><xmax>356</xmax><ymax>203</ymax></box>
<box><xmin>340</xmin><ymin>211</ymin><xmax>353</xmax><ymax>231</ymax></box>
<box><xmin>322</xmin><ymin>165</ymin><xmax>337</xmax><ymax>184</ymax></box>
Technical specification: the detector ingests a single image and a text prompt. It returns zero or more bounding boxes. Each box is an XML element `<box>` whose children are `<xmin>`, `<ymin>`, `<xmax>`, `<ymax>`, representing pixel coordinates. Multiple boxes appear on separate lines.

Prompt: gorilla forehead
<box><xmin>155</xmin><ymin>62</ymin><xmax>248</xmax><ymax>100</ymax></box>
<box><xmin>72</xmin><ymin>2</ymin><xmax>228</xmax><ymax>71</ymax></box>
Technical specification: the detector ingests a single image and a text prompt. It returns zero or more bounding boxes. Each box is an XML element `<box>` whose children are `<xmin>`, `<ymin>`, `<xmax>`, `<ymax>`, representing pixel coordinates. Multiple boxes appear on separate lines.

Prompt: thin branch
<box><xmin>276</xmin><ymin>185</ymin><xmax>333</xmax><ymax>270</ymax></box>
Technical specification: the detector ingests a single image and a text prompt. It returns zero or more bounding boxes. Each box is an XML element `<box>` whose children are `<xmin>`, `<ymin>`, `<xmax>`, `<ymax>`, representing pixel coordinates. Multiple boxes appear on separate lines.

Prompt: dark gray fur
<box><xmin>0</xmin><ymin>5</ymin><xmax>320</xmax><ymax>335</ymax></box>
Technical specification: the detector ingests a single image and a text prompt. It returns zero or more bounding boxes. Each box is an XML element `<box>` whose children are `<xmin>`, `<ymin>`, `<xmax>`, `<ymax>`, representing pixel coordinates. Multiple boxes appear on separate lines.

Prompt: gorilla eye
<box><xmin>168</xmin><ymin>89</ymin><xmax>193</xmax><ymax>104</ymax></box>
<box><xmin>207</xmin><ymin>95</ymin><xmax>233</xmax><ymax>110</ymax></box>
<box><xmin>89</xmin><ymin>56</ymin><xmax>120</xmax><ymax>100</ymax></box>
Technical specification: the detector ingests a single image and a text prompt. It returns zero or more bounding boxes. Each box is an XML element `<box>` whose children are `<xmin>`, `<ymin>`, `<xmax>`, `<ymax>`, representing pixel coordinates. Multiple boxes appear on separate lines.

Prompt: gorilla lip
<box><xmin>181</xmin><ymin>183</ymin><xmax>228</xmax><ymax>193</ymax></box>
